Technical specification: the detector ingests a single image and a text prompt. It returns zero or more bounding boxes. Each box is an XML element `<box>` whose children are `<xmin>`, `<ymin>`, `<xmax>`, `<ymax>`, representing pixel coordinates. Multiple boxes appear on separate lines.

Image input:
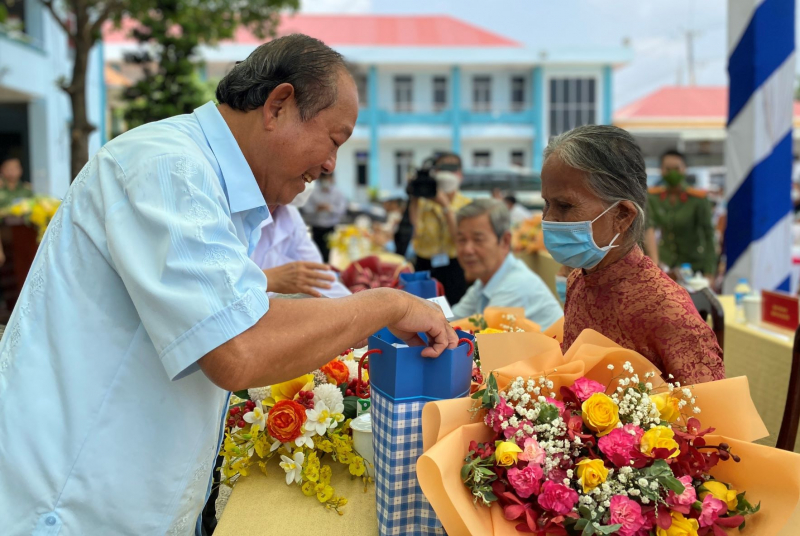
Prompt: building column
<box><xmin>602</xmin><ymin>65</ymin><xmax>613</xmax><ymax>125</ymax></box>
<box><xmin>531</xmin><ymin>66</ymin><xmax>544</xmax><ymax>171</ymax></box>
<box><xmin>451</xmin><ymin>66</ymin><xmax>461</xmax><ymax>154</ymax></box>
<box><xmin>368</xmin><ymin>65</ymin><xmax>380</xmax><ymax>189</ymax></box>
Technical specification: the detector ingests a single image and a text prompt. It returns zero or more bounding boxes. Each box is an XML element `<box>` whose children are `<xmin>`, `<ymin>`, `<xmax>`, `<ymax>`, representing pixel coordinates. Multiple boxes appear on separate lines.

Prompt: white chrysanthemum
<box><xmin>313</xmin><ymin>382</ymin><xmax>344</xmax><ymax>410</ymax></box>
<box><xmin>247</xmin><ymin>386</ymin><xmax>271</xmax><ymax>403</ymax></box>
<box><xmin>344</xmin><ymin>360</ymin><xmax>361</xmax><ymax>382</ymax></box>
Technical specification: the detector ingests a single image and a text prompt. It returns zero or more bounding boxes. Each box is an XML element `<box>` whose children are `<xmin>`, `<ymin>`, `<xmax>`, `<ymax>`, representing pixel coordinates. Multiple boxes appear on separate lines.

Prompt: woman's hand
<box><xmin>263</xmin><ymin>261</ymin><xmax>336</xmax><ymax>298</ymax></box>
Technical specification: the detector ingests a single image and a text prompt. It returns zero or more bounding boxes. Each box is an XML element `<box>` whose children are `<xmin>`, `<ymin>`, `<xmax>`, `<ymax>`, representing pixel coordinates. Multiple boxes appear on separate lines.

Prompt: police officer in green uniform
<box><xmin>0</xmin><ymin>157</ymin><xmax>32</xmax><ymax>210</ymax></box>
<box><xmin>645</xmin><ymin>150</ymin><xmax>717</xmax><ymax>276</ymax></box>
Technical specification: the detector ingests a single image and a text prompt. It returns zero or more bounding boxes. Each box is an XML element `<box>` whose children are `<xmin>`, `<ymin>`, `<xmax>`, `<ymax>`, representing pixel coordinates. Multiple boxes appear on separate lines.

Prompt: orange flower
<box><xmin>321</xmin><ymin>359</ymin><xmax>350</xmax><ymax>386</ymax></box>
<box><xmin>267</xmin><ymin>400</ymin><xmax>307</xmax><ymax>443</ymax></box>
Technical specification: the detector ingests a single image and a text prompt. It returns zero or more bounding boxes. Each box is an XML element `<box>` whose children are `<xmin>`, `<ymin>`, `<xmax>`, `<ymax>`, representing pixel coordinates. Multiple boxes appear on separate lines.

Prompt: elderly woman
<box><xmin>541</xmin><ymin>125</ymin><xmax>724</xmax><ymax>384</ymax></box>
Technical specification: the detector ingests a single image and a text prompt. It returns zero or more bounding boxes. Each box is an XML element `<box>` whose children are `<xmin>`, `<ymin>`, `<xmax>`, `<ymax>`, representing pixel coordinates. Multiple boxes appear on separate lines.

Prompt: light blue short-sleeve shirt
<box><xmin>0</xmin><ymin>102</ymin><xmax>270</xmax><ymax>535</ymax></box>
<box><xmin>451</xmin><ymin>253</ymin><xmax>563</xmax><ymax>329</ymax></box>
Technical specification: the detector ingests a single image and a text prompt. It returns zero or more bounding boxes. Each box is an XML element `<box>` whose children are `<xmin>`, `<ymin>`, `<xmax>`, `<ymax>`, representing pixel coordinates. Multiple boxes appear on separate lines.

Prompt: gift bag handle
<box><xmin>458</xmin><ymin>337</ymin><xmax>474</xmax><ymax>357</ymax></box>
<box><xmin>358</xmin><ymin>349</ymin><xmax>381</xmax><ymax>399</ymax></box>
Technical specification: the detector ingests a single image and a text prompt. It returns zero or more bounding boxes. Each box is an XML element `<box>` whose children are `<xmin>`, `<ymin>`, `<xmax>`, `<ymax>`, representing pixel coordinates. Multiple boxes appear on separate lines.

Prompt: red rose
<box><xmin>321</xmin><ymin>359</ymin><xmax>350</xmax><ymax>385</ymax></box>
<box><xmin>266</xmin><ymin>400</ymin><xmax>307</xmax><ymax>443</ymax></box>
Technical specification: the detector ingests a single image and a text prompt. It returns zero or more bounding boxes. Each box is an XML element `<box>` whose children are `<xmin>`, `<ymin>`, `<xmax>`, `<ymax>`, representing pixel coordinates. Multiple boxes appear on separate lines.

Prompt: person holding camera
<box><xmin>408</xmin><ymin>153</ymin><xmax>471</xmax><ymax>304</ymax></box>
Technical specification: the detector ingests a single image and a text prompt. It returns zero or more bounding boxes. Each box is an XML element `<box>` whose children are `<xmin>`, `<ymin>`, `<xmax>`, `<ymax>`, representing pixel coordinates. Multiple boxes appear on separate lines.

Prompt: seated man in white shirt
<box><xmin>251</xmin><ymin>187</ymin><xmax>351</xmax><ymax>298</ymax></box>
<box><xmin>451</xmin><ymin>198</ymin><xmax>563</xmax><ymax>329</ymax></box>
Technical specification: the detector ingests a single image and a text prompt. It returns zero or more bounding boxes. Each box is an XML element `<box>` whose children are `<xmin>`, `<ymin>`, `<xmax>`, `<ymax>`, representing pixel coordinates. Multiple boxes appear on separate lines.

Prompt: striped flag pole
<box><xmin>725</xmin><ymin>0</ymin><xmax>795</xmax><ymax>294</ymax></box>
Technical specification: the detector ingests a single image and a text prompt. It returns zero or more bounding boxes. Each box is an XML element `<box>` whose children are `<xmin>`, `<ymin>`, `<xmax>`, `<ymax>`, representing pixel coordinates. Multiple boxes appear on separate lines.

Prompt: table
<box><xmin>718</xmin><ymin>295</ymin><xmax>800</xmax><ymax>452</ymax></box>
<box><xmin>215</xmin><ymin>457</ymin><xmax>378</xmax><ymax>536</ymax></box>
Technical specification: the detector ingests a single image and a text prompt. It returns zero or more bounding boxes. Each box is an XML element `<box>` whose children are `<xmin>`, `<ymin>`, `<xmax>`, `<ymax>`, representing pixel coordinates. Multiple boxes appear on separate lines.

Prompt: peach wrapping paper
<box><xmin>418</xmin><ymin>329</ymin><xmax>800</xmax><ymax>536</ymax></box>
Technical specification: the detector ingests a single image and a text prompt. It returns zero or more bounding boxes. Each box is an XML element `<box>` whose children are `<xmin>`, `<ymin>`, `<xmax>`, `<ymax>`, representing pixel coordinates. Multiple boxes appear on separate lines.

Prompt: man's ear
<box><xmin>261</xmin><ymin>83</ymin><xmax>296</xmax><ymax>131</ymax></box>
<box><xmin>501</xmin><ymin>230</ymin><xmax>512</xmax><ymax>249</ymax></box>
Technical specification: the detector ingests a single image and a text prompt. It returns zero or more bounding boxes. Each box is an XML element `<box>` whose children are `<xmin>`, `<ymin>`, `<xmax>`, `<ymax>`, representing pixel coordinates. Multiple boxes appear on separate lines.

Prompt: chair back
<box><xmin>776</xmin><ymin>326</ymin><xmax>800</xmax><ymax>451</ymax></box>
<box><xmin>689</xmin><ymin>288</ymin><xmax>725</xmax><ymax>352</ymax></box>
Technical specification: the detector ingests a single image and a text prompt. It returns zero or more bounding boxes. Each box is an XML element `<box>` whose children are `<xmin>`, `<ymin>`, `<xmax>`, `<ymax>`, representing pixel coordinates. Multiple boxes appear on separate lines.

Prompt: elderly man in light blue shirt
<box><xmin>451</xmin><ymin>199</ymin><xmax>563</xmax><ymax>329</ymax></box>
<box><xmin>0</xmin><ymin>34</ymin><xmax>457</xmax><ymax>536</ymax></box>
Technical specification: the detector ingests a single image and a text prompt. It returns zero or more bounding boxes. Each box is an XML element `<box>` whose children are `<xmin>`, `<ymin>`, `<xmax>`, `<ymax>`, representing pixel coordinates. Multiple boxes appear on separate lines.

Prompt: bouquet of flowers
<box><xmin>328</xmin><ymin>224</ymin><xmax>373</xmax><ymax>258</ymax></box>
<box><xmin>219</xmin><ymin>350</ymin><xmax>372</xmax><ymax>513</ymax></box>
<box><xmin>512</xmin><ymin>215</ymin><xmax>545</xmax><ymax>255</ymax></box>
<box><xmin>1</xmin><ymin>195</ymin><xmax>61</xmax><ymax>241</ymax></box>
<box><xmin>417</xmin><ymin>330</ymin><xmax>800</xmax><ymax>536</ymax></box>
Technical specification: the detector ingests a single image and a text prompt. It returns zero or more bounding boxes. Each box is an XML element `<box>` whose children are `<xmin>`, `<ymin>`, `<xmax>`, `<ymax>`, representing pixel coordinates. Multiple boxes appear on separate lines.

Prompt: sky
<box><xmin>301</xmin><ymin>0</ymin><xmax>799</xmax><ymax>108</ymax></box>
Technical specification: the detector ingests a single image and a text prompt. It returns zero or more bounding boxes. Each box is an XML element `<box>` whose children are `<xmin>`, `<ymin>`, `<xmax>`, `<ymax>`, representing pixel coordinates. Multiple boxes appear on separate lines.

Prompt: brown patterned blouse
<box><xmin>562</xmin><ymin>246</ymin><xmax>724</xmax><ymax>384</ymax></box>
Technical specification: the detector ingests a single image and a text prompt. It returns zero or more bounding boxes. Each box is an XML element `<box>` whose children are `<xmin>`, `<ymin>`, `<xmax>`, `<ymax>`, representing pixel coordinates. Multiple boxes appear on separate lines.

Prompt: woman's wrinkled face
<box><xmin>540</xmin><ymin>154</ymin><xmax>619</xmax><ymax>249</ymax></box>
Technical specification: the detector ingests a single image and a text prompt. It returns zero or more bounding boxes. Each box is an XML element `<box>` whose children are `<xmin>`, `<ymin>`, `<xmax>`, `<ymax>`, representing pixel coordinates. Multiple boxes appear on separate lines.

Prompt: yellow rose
<box><xmin>581</xmin><ymin>393</ymin><xmax>620</xmax><ymax>436</ymax></box>
<box><xmin>641</xmin><ymin>426</ymin><xmax>680</xmax><ymax>458</ymax></box>
<box><xmin>495</xmin><ymin>441</ymin><xmax>523</xmax><ymax>466</ymax></box>
<box><xmin>700</xmin><ymin>481</ymin><xmax>738</xmax><ymax>511</ymax></box>
<box><xmin>652</xmin><ymin>393</ymin><xmax>682</xmax><ymax>423</ymax></box>
<box><xmin>269</xmin><ymin>374</ymin><xmax>315</xmax><ymax>404</ymax></box>
<box><xmin>656</xmin><ymin>511</ymin><xmax>699</xmax><ymax>536</ymax></box>
<box><xmin>479</xmin><ymin>327</ymin><xmax>505</xmax><ymax>334</ymax></box>
<box><xmin>575</xmin><ymin>458</ymin><xmax>609</xmax><ymax>493</ymax></box>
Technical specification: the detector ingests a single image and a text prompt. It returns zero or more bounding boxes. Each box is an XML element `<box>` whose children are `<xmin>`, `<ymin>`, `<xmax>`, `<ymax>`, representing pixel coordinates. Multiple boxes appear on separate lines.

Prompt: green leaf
<box><xmin>482</xmin><ymin>490</ymin><xmax>498</xmax><ymax>503</ymax></box>
<box><xmin>659</xmin><ymin>475</ymin><xmax>686</xmax><ymax>495</ymax></box>
<box><xmin>472</xmin><ymin>389</ymin><xmax>486</xmax><ymax>400</ymax></box>
<box><xmin>233</xmin><ymin>390</ymin><xmax>250</xmax><ymax>400</ymax></box>
<box><xmin>342</xmin><ymin>396</ymin><xmax>358</xmax><ymax>420</ymax></box>
<box><xmin>477</xmin><ymin>467</ymin><xmax>495</xmax><ymax>476</ymax></box>
<box><xmin>595</xmin><ymin>524</ymin><xmax>623</xmax><ymax>535</ymax></box>
<box><xmin>574</xmin><ymin>518</ymin><xmax>589</xmax><ymax>530</ymax></box>
<box><xmin>460</xmin><ymin>464</ymin><xmax>472</xmax><ymax>483</ymax></box>
<box><xmin>581</xmin><ymin>521</ymin><xmax>597</xmax><ymax>536</ymax></box>
<box><xmin>537</xmin><ymin>403</ymin><xmax>560</xmax><ymax>425</ymax></box>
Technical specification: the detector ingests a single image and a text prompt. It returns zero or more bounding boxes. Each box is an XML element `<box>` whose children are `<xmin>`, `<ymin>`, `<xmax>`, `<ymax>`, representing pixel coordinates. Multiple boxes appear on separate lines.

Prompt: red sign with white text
<box><xmin>762</xmin><ymin>290</ymin><xmax>799</xmax><ymax>331</ymax></box>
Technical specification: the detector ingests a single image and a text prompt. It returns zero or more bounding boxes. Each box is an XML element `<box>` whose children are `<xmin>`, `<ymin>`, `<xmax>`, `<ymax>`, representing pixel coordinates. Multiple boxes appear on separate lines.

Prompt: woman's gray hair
<box><xmin>543</xmin><ymin>125</ymin><xmax>648</xmax><ymax>245</ymax></box>
<box><xmin>456</xmin><ymin>199</ymin><xmax>510</xmax><ymax>240</ymax></box>
<box><xmin>216</xmin><ymin>34</ymin><xmax>347</xmax><ymax>121</ymax></box>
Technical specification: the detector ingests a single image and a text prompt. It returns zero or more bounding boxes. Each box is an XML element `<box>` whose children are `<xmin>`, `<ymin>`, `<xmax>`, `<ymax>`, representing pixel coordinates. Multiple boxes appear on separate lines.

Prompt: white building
<box><xmin>104</xmin><ymin>14</ymin><xmax>631</xmax><ymax>200</ymax></box>
<box><xmin>0</xmin><ymin>0</ymin><xmax>104</xmax><ymax>197</ymax></box>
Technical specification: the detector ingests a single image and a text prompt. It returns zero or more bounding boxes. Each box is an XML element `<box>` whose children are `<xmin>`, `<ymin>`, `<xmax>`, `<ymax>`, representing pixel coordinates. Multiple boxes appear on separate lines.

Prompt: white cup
<box><xmin>742</xmin><ymin>295</ymin><xmax>762</xmax><ymax>324</ymax></box>
<box><xmin>350</xmin><ymin>413</ymin><xmax>374</xmax><ymax>477</ymax></box>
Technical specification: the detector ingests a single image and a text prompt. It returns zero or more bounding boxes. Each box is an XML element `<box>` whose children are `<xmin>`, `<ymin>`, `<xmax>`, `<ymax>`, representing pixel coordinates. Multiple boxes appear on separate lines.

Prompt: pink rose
<box><xmin>571</xmin><ymin>377</ymin><xmax>606</xmax><ymax>402</ymax></box>
<box><xmin>609</xmin><ymin>495</ymin><xmax>646</xmax><ymax>536</ymax></box>
<box><xmin>537</xmin><ymin>480</ymin><xmax>578</xmax><ymax>515</ymax></box>
<box><xmin>666</xmin><ymin>476</ymin><xmax>697</xmax><ymax>514</ymax></box>
<box><xmin>519</xmin><ymin>438</ymin><xmax>546</xmax><ymax>465</ymax></box>
<box><xmin>486</xmin><ymin>396</ymin><xmax>514</xmax><ymax>433</ymax></box>
<box><xmin>623</xmin><ymin>424</ymin><xmax>644</xmax><ymax>443</ymax></box>
<box><xmin>597</xmin><ymin>427</ymin><xmax>640</xmax><ymax>468</ymax></box>
<box><xmin>699</xmin><ymin>494</ymin><xmax>727</xmax><ymax>527</ymax></box>
<box><xmin>507</xmin><ymin>463</ymin><xmax>544</xmax><ymax>499</ymax></box>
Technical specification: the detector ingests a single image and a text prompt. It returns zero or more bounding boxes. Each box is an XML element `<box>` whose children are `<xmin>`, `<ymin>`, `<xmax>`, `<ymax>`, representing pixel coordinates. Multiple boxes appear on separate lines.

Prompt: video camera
<box><xmin>406</xmin><ymin>153</ymin><xmax>462</xmax><ymax>199</ymax></box>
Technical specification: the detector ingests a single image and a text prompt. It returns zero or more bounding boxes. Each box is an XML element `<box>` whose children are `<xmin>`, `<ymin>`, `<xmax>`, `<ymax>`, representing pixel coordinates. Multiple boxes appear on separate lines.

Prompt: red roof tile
<box><xmin>103</xmin><ymin>14</ymin><xmax>521</xmax><ymax>47</ymax></box>
<box><xmin>616</xmin><ymin>86</ymin><xmax>800</xmax><ymax>119</ymax></box>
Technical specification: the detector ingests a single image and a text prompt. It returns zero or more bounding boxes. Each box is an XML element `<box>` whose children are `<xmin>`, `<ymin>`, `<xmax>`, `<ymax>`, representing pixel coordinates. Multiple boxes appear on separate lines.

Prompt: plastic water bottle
<box><xmin>734</xmin><ymin>278</ymin><xmax>752</xmax><ymax>322</ymax></box>
<box><xmin>679</xmin><ymin>263</ymin><xmax>693</xmax><ymax>283</ymax></box>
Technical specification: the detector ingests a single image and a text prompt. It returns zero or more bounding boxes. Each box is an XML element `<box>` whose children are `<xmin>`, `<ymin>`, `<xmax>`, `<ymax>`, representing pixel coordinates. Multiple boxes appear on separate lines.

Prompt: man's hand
<box><xmin>387</xmin><ymin>292</ymin><xmax>458</xmax><ymax>358</ymax></box>
<box><xmin>263</xmin><ymin>261</ymin><xmax>336</xmax><ymax>298</ymax></box>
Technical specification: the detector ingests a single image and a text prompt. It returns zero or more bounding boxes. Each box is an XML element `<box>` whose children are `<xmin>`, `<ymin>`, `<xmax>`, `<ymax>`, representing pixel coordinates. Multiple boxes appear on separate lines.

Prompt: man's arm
<box><xmin>200</xmin><ymin>288</ymin><xmax>457</xmax><ymax>391</ymax></box>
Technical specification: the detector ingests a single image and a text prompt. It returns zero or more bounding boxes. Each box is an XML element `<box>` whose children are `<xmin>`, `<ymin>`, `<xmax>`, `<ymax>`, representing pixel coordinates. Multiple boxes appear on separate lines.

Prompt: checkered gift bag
<box><xmin>368</xmin><ymin>328</ymin><xmax>474</xmax><ymax>536</ymax></box>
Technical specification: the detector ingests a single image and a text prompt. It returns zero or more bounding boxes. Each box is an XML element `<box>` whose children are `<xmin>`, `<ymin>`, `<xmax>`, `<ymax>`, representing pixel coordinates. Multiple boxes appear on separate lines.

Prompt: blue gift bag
<box><xmin>398</xmin><ymin>271</ymin><xmax>438</xmax><ymax>299</ymax></box>
<box><xmin>368</xmin><ymin>328</ymin><xmax>474</xmax><ymax>536</ymax></box>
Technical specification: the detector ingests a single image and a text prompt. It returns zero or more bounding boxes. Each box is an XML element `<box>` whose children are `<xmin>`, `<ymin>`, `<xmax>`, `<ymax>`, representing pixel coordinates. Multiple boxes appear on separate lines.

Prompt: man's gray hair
<box><xmin>543</xmin><ymin>124</ymin><xmax>648</xmax><ymax>245</ymax></box>
<box><xmin>456</xmin><ymin>199</ymin><xmax>510</xmax><ymax>240</ymax></box>
<box><xmin>216</xmin><ymin>34</ymin><xmax>347</xmax><ymax>121</ymax></box>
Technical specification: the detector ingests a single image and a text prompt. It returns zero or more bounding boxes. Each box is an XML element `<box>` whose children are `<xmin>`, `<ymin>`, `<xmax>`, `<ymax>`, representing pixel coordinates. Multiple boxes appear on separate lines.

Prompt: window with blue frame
<box><xmin>549</xmin><ymin>78</ymin><xmax>596</xmax><ymax>137</ymax></box>
<box><xmin>395</xmin><ymin>151</ymin><xmax>413</xmax><ymax>186</ymax></box>
<box><xmin>472</xmin><ymin>76</ymin><xmax>492</xmax><ymax>113</ymax></box>
<box><xmin>472</xmin><ymin>151</ymin><xmax>491</xmax><ymax>169</ymax></box>
<box><xmin>356</xmin><ymin>151</ymin><xmax>369</xmax><ymax>187</ymax></box>
<box><xmin>433</xmin><ymin>76</ymin><xmax>448</xmax><ymax>112</ymax></box>
<box><xmin>511</xmin><ymin>76</ymin><xmax>526</xmax><ymax>112</ymax></box>
<box><xmin>394</xmin><ymin>76</ymin><xmax>413</xmax><ymax>113</ymax></box>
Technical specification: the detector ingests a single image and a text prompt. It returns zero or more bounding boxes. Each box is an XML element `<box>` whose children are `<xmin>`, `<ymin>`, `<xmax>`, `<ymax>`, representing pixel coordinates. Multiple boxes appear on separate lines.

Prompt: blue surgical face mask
<box><xmin>541</xmin><ymin>202</ymin><xmax>620</xmax><ymax>270</ymax></box>
<box><xmin>555</xmin><ymin>275</ymin><xmax>568</xmax><ymax>305</ymax></box>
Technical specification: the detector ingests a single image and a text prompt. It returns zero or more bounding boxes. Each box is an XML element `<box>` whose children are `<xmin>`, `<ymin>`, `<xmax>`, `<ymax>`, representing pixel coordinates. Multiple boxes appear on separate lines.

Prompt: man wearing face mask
<box><xmin>645</xmin><ymin>150</ymin><xmax>717</xmax><ymax>278</ymax></box>
<box><xmin>409</xmin><ymin>153</ymin><xmax>472</xmax><ymax>304</ymax></box>
<box><xmin>302</xmin><ymin>172</ymin><xmax>347</xmax><ymax>262</ymax></box>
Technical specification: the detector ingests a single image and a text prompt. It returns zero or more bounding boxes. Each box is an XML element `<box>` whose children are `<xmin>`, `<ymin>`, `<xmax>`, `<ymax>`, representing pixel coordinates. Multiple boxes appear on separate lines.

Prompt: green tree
<box><xmin>123</xmin><ymin>0</ymin><xmax>296</xmax><ymax>128</ymax></box>
<box><xmin>41</xmin><ymin>0</ymin><xmax>297</xmax><ymax>180</ymax></box>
